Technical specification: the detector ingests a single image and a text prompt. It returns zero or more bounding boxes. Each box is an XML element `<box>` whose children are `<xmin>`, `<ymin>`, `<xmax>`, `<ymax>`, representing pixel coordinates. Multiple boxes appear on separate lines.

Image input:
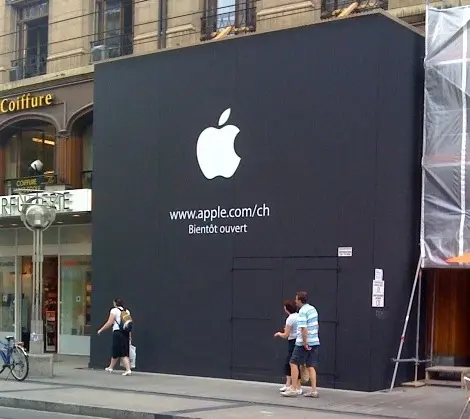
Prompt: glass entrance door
<box><xmin>20</xmin><ymin>256</ymin><xmax>58</xmax><ymax>353</ymax></box>
<box><xmin>0</xmin><ymin>258</ymin><xmax>15</xmax><ymax>340</ymax></box>
<box><xmin>43</xmin><ymin>257</ymin><xmax>58</xmax><ymax>352</ymax></box>
<box><xmin>59</xmin><ymin>256</ymin><xmax>91</xmax><ymax>355</ymax></box>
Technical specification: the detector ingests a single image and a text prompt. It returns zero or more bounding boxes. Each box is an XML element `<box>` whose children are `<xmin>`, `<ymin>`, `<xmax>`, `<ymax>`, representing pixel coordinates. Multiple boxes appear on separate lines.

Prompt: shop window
<box><xmin>18</xmin><ymin>226</ymin><xmax>58</xmax><ymax>246</ymax></box>
<box><xmin>0</xmin><ymin>258</ymin><xmax>15</xmax><ymax>335</ymax></box>
<box><xmin>12</xmin><ymin>1</ymin><xmax>49</xmax><ymax>81</ymax></box>
<box><xmin>20</xmin><ymin>256</ymin><xmax>58</xmax><ymax>352</ymax></box>
<box><xmin>0</xmin><ymin>229</ymin><xmax>16</xmax><ymax>247</ymax></box>
<box><xmin>60</xmin><ymin>225</ymin><xmax>92</xmax><ymax>245</ymax></box>
<box><xmin>201</xmin><ymin>0</ymin><xmax>256</xmax><ymax>41</ymax></box>
<box><xmin>92</xmin><ymin>0</ymin><xmax>133</xmax><ymax>62</ymax></box>
<box><xmin>59</xmin><ymin>256</ymin><xmax>91</xmax><ymax>355</ymax></box>
<box><xmin>43</xmin><ymin>257</ymin><xmax>58</xmax><ymax>352</ymax></box>
<box><xmin>82</xmin><ymin>125</ymin><xmax>93</xmax><ymax>189</ymax></box>
<box><xmin>4</xmin><ymin>123</ymin><xmax>56</xmax><ymax>187</ymax></box>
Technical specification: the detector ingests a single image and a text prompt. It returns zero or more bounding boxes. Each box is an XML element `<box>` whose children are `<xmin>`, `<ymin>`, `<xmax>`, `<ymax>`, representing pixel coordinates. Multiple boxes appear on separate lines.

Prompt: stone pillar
<box><xmin>0</xmin><ymin>144</ymin><xmax>5</xmax><ymax>196</ymax></box>
<box><xmin>0</xmin><ymin>4</ymin><xmax>17</xmax><ymax>84</ymax></box>
<box><xmin>55</xmin><ymin>133</ymin><xmax>83</xmax><ymax>189</ymax></box>
<box><xmin>47</xmin><ymin>0</ymin><xmax>93</xmax><ymax>73</ymax></box>
<box><xmin>134</xmin><ymin>0</ymin><xmax>159</xmax><ymax>54</ymax></box>
<box><xmin>257</xmin><ymin>0</ymin><xmax>318</xmax><ymax>33</ymax></box>
<box><xmin>166</xmin><ymin>0</ymin><xmax>204</xmax><ymax>49</ymax></box>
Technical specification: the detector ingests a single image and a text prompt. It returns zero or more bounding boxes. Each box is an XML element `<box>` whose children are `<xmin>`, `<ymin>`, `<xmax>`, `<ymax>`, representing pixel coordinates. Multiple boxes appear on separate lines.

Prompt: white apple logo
<box><xmin>196</xmin><ymin>108</ymin><xmax>241</xmax><ymax>180</ymax></box>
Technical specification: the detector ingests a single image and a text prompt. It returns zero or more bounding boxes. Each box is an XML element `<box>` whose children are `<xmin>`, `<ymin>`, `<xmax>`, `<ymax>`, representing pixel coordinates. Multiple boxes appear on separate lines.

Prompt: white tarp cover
<box><xmin>422</xmin><ymin>6</ymin><xmax>470</xmax><ymax>267</ymax></box>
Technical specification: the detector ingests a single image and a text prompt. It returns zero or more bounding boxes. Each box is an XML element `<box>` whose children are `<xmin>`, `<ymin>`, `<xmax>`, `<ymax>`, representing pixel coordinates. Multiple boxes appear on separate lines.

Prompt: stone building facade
<box><xmin>0</xmin><ymin>0</ymin><xmax>431</xmax><ymax>90</ymax></box>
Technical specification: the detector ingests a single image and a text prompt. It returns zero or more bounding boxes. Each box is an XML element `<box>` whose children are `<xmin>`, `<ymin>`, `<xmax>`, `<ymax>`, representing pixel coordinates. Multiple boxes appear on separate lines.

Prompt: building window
<box><xmin>216</xmin><ymin>0</ymin><xmax>236</xmax><ymax>29</ymax></box>
<box><xmin>201</xmin><ymin>0</ymin><xmax>256</xmax><ymax>41</ymax></box>
<box><xmin>91</xmin><ymin>0</ymin><xmax>134</xmax><ymax>62</ymax></box>
<box><xmin>3</xmin><ymin>122</ymin><xmax>55</xmax><ymax>193</ymax></box>
<box><xmin>321</xmin><ymin>0</ymin><xmax>388</xmax><ymax>19</ymax></box>
<box><xmin>11</xmin><ymin>0</ymin><xmax>49</xmax><ymax>81</ymax></box>
<box><xmin>82</xmin><ymin>125</ymin><xmax>93</xmax><ymax>188</ymax></box>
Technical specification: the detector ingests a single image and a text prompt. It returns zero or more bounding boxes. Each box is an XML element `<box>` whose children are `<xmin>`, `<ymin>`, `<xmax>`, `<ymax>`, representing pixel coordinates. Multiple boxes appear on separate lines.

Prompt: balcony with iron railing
<box><xmin>201</xmin><ymin>4</ymin><xmax>257</xmax><ymax>42</ymax></box>
<box><xmin>9</xmin><ymin>52</ymin><xmax>48</xmax><ymax>81</ymax></box>
<box><xmin>321</xmin><ymin>0</ymin><xmax>388</xmax><ymax>19</ymax></box>
<box><xmin>89</xmin><ymin>32</ymin><xmax>133</xmax><ymax>63</ymax></box>
<box><xmin>4</xmin><ymin>34</ymin><xmax>133</xmax><ymax>83</ymax></box>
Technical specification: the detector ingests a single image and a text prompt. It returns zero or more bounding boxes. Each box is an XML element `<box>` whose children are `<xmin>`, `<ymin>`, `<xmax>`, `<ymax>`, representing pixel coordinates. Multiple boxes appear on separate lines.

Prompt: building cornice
<box><xmin>0</xmin><ymin>66</ymin><xmax>94</xmax><ymax>96</ymax></box>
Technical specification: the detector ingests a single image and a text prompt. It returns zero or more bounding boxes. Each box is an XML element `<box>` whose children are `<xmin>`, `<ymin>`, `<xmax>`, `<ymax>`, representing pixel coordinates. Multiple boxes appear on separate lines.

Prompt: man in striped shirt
<box><xmin>281</xmin><ymin>291</ymin><xmax>320</xmax><ymax>398</ymax></box>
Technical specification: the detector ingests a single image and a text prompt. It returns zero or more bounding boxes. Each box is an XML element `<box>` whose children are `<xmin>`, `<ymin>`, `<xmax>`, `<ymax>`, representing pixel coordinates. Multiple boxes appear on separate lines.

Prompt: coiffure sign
<box><xmin>0</xmin><ymin>189</ymin><xmax>92</xmax><ymax>217</ymax></box>
<box><xmin>0</xmin><ymin>93</ymin><xmax>54</xmax><ymax>114</ymax></box>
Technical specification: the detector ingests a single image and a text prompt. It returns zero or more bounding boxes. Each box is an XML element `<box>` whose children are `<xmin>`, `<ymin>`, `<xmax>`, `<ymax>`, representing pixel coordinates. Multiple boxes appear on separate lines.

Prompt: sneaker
<box><xmin>296</xmin><ymin>388</ymin><xmax>303</xmax><ymax>395</ymax></box>
<box><xmin>304</xmin><ymin>391</ymin><xmax>319</xmax><ymax>398</ymax></box>
<box><xmin>122</xmin><ymin>370</ymin><xmax>131</xmax><ymax>376</ymax></box>
<box><xmin>281</xmin><ymin>388</ymin><xmax>298</xmax><ymax>397</ymax></box>
<box><xmin>105</xmin><ymin>368</ymin><xmax>113</xmax><ymax>373</ymax></box>
<box><xmin>279</xmin><ymin>385</ymin><xmax>288</xmax><ymax>392</ymax></box>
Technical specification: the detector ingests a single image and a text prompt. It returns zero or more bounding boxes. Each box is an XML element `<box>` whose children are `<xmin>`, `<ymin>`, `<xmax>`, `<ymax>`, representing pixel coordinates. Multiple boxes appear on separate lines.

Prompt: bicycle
<box><xmin>0</xmin><ymin>336</ymin><xmax>29</xmax><ymax>381</ymax></box>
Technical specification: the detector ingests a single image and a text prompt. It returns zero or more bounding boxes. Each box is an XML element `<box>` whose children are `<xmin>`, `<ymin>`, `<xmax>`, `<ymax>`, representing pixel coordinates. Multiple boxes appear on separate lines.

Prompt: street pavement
<box><xmin>0</xmin><ymin>358</ymin><xmax>466</xmax><ymax>419</ymax></box>
<box><xmin>0</xmin><ymin>406</ymin><xmax>104</xmax><ymax>419</ymax></box>
<box><xmin>0</xmin><ymin>406</ymin><xmax>402</xmax><ymax>419</ymax></box>
<box><xmin>0</xmin><ymin>405</ymin><xmax>418</xmax><ymax>419</ymax></box>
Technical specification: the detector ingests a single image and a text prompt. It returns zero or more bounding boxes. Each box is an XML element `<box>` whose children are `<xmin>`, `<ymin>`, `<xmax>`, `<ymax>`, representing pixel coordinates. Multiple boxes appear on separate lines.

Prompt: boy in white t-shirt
<box><xmin>274</xmin><ymin>300</ymin><xmax>301</xmax><ymax>393</ymax></box>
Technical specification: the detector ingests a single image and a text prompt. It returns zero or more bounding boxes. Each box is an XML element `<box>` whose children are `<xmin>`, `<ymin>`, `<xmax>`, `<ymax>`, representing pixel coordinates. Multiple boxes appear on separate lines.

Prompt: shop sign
<box><xmin>0</xmin><ymin>189</ymin><xmax>92</xmax><ymax>218</ymax></box>
<box><xmin>10</xmin><ymin>175</ymin><xmax>57</xmax><ymax>191</ymax></box>
<box><xmin>0</xmin><ymin>93</ymin><xmax>54</xmax><ymax>114</ymax></box>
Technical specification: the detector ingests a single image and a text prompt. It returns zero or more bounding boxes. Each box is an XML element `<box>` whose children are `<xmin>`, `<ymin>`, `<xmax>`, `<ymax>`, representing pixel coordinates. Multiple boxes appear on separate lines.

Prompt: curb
<box><xmin>0</xmin><ymin>393</ymin><xmax>415</xmax><ymax>419</ymax></box>
<box><xmin>0</xmin><ymin>396</ymin><xmax>192</xmax><ymax>419</ymax></box>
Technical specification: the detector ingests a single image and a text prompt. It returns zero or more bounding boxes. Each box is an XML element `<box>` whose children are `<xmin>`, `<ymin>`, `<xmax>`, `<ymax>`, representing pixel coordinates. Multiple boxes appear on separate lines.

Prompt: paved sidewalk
<box><xmin>0</xmin><ymin>359</ymin><xmax>466</xmax><ymax>419</ymax></box>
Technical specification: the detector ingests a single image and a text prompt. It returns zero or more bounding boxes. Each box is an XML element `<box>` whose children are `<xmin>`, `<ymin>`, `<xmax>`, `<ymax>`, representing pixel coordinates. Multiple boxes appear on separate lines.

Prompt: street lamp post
<box><xmin>18</xmin><ymin>191</ymin><xmax>57</xmax><ymax>355</ymax></box>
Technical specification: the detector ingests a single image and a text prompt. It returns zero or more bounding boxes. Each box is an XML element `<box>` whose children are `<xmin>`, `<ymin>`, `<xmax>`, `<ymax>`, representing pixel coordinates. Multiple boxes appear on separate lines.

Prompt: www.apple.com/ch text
<box><xmin>169</xmin><ymin>203</ymin><xmax>271</xmax><ymax>235</ymax></box>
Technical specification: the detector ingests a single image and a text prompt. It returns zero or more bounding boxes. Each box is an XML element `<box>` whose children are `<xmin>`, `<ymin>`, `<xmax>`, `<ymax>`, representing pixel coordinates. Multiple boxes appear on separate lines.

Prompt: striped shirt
<box><xmin>295</xmin><ymin>304</ymin><xmax>320</xmax><ymax>347</ymax></box>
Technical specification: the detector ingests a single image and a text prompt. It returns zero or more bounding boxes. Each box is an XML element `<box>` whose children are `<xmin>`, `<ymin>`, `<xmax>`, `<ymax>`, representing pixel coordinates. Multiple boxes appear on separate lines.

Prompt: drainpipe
<box><xmin>158</xmin><ymin>0</ymin><xmax>168</xmax><ymax>49</ymax></box>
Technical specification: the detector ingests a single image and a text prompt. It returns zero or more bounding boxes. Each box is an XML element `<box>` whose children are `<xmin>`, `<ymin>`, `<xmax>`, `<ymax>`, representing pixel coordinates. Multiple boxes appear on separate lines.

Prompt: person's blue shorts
<box><xmin>290</xmin><ymin>344</ymin><xmax>319</xmax><ymax>368</ymax></box>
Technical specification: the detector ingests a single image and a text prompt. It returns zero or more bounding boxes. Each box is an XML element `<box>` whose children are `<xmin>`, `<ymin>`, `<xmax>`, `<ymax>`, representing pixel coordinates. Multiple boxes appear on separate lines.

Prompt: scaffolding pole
<box><xmin>389</xmin><ymin>255</ymin><xmax>430</xmax><ymax>392</ymax></box>
<box><xmin>389</xmin><ymin>0</ymin><xmax>434</xmax><ymax>393</ymax></box>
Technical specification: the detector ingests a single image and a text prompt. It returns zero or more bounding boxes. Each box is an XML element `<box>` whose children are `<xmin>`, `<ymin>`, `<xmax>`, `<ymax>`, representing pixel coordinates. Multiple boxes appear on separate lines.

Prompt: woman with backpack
<box><xmin>97</xmin><ymin>297</ymin><xmax>133</xmax><ymax>376</ymax></box>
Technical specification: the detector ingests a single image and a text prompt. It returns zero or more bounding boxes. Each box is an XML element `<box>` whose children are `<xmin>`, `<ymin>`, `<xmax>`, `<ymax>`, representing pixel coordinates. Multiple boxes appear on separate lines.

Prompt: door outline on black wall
<box><xmin>230</xmin><ymin>256</ymin><xmax>339</xmax><ymax>388</ymax></box>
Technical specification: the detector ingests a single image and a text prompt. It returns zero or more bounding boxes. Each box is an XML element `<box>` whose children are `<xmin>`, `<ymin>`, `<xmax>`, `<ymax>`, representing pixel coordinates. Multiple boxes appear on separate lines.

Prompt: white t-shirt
<box><xmin>111</xmin><ymin>306</ymin><xmax>131</xmax><ymax>331</ymax></box>
<box><xmin>285</xmin><ymin>313</ymin><xmax>298</xmax><ymax>340</ymax></box>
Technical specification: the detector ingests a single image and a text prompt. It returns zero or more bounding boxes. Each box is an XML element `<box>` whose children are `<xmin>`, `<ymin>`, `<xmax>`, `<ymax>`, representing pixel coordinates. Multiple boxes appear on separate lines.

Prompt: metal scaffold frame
<box><xmin>389</xmin><ymin>256</ymin><xmax>432</xmax><ymax>391</ymax></box>
<box><xmin>389</xmin><ymin>1</ymin><xmax>433</xmax><ymax>390</ymax></box>
<box><xmin>390</xmin><ymin>0</ymin><xmax>470</xmax><ymax>391</ymax></box>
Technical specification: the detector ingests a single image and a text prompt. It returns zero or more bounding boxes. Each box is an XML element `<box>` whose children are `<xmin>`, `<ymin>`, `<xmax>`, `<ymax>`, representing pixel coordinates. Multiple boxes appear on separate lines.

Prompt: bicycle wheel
<box><xmin>9</xmin><ymin>345</ymin><xmax>29</xmax><ymax>381</ymax></box>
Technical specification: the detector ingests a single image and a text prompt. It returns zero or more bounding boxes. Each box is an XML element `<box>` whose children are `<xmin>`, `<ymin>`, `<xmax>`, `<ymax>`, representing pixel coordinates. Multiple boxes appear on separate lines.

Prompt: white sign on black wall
<box><xmin>169</xmin><ymin>107</ymin><xmax>272</xmax><ymax>236</ymax></box>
